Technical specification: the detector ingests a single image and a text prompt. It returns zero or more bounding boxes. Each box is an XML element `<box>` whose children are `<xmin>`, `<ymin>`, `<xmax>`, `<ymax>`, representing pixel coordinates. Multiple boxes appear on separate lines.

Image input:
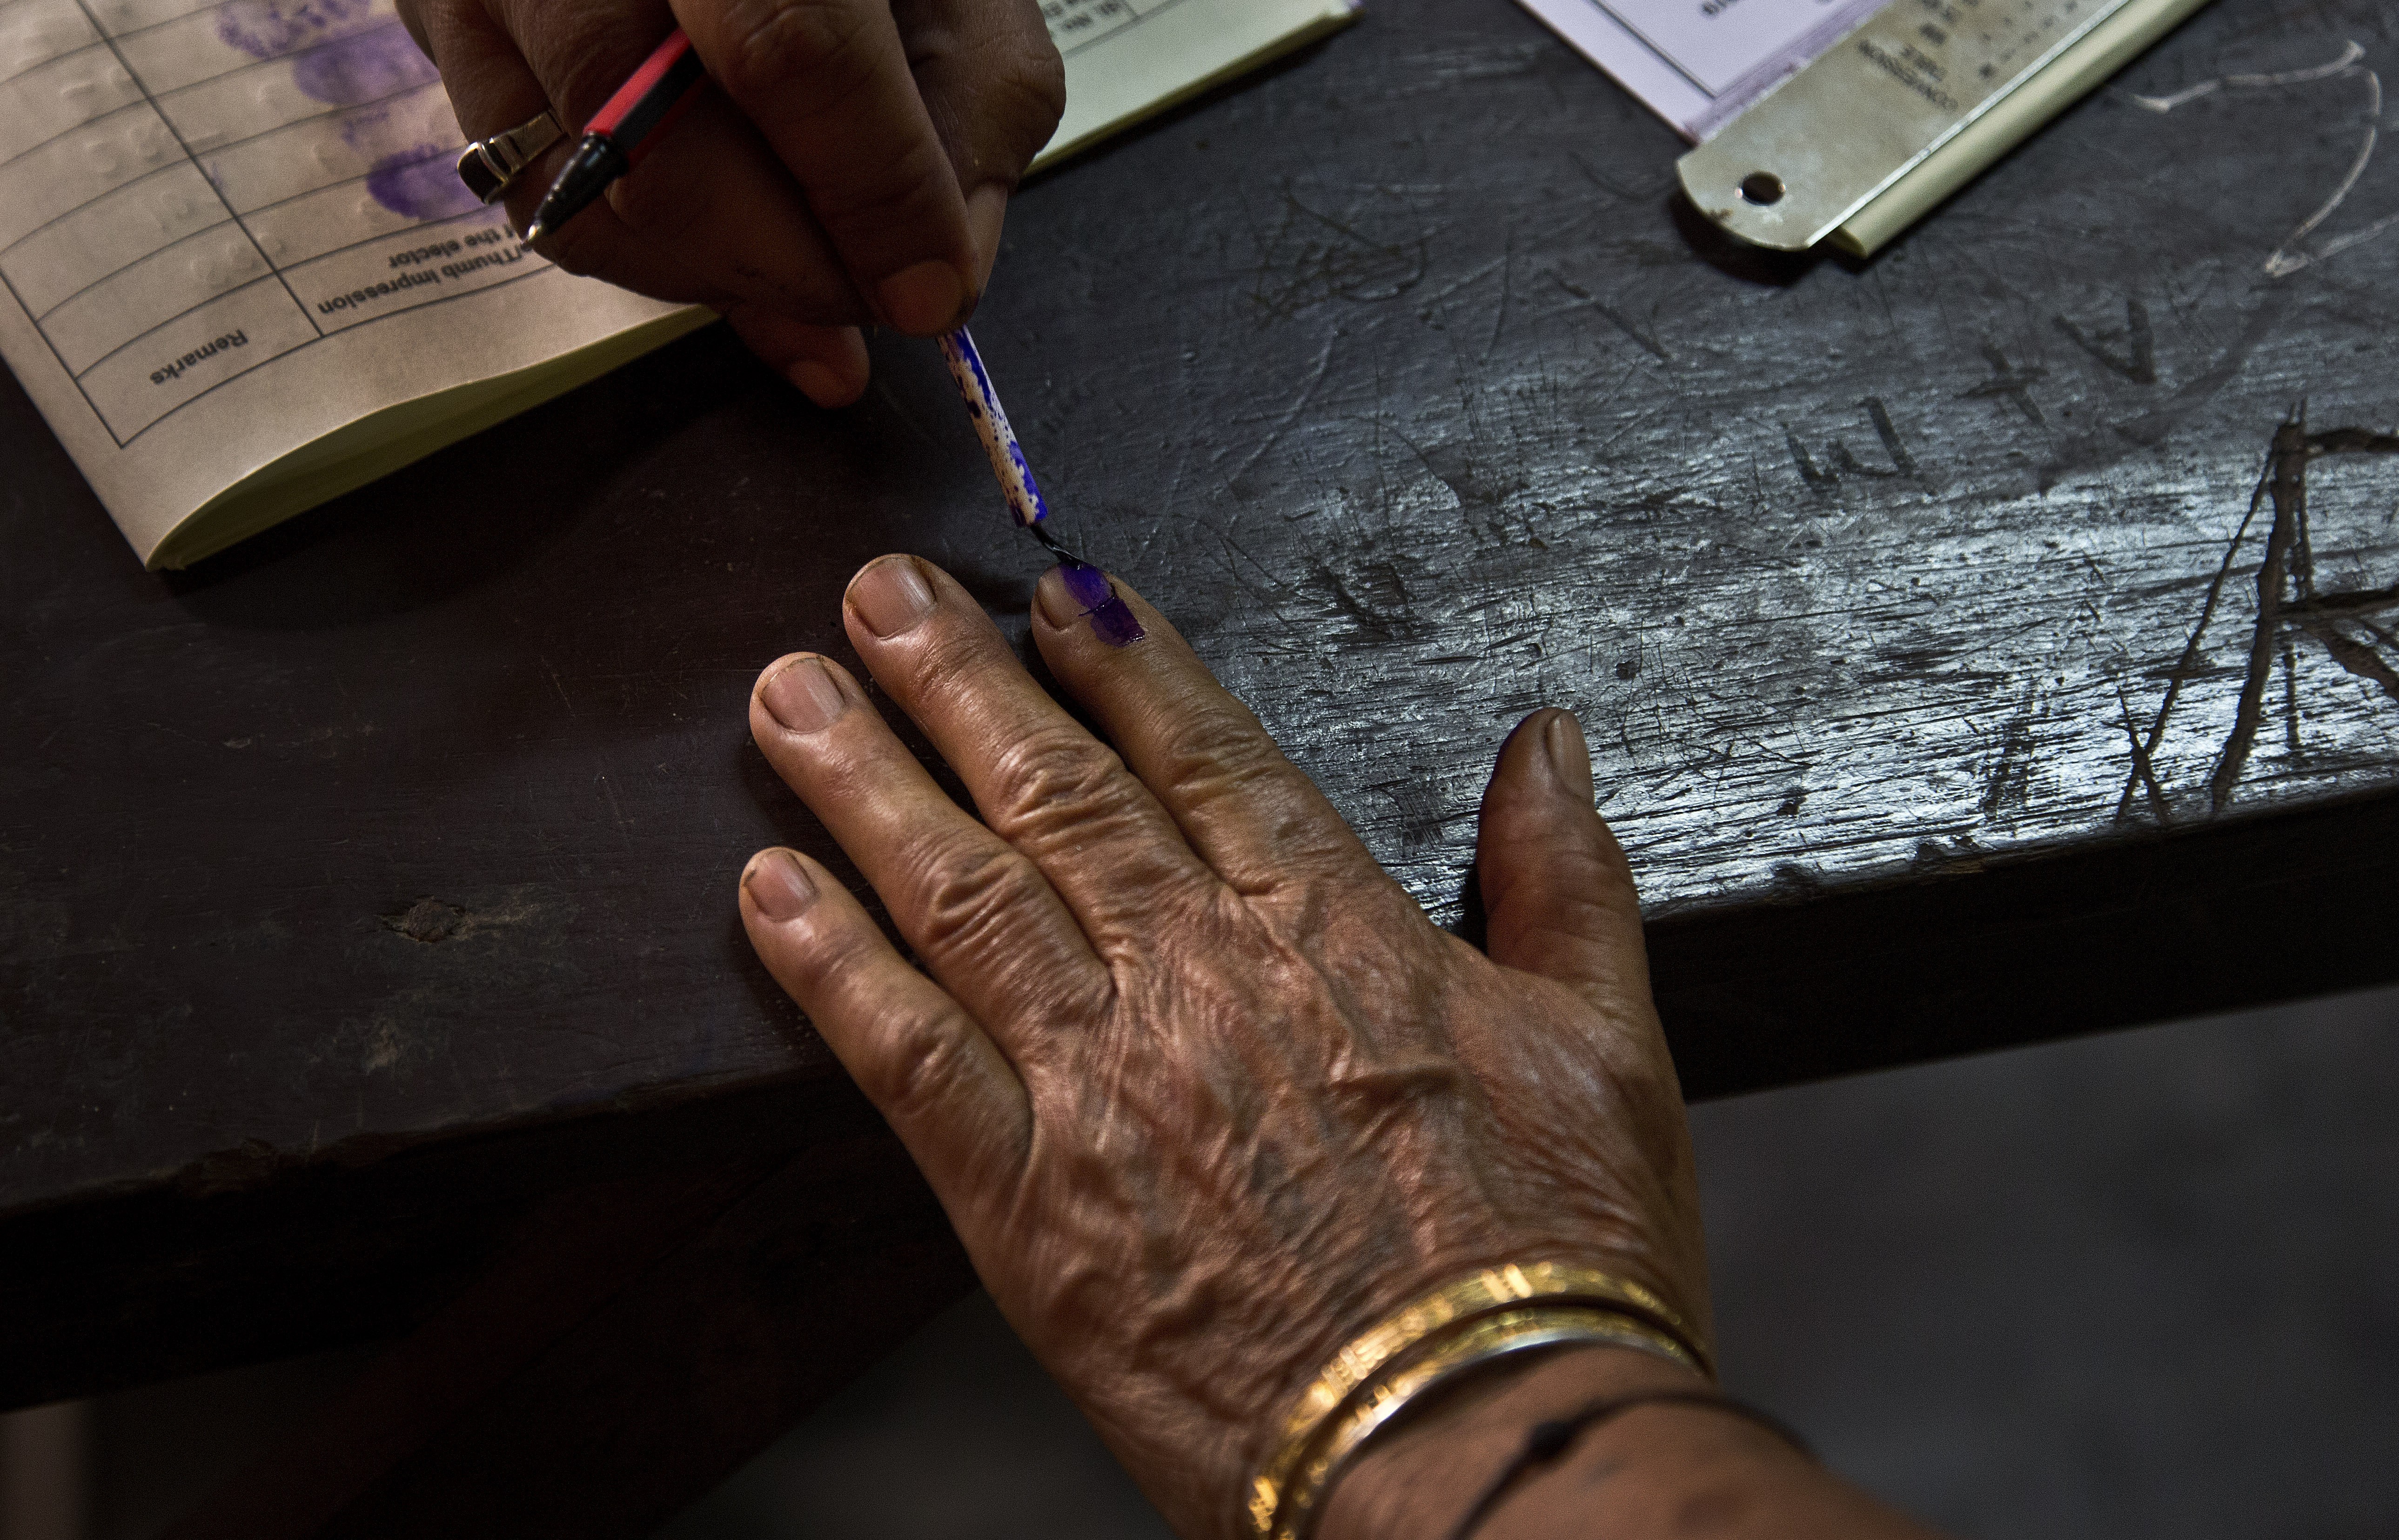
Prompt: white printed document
<box><xmin>1514</xmin><ymin>0</ymin><xmax>1889</xmax><ymax>140</ymax></box>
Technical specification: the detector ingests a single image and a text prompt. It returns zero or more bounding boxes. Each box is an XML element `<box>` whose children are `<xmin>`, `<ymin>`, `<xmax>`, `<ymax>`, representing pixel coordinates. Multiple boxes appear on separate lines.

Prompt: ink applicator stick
<box><xmin>519</xmin><ymin>28</ymin><xmax>1135</xmax><ymax>639</ymax></box>
<box><xmin>938</xmin><ymin>328</ymin><xmax>1049</xmax><ymax>528</ymax></box>
<box><xmin>939</xmin><ymin>328</ymin><xmax>1143</xmax><ymax>644</ymax></box>
<box><xmin>524</xmin><ymin>29</ymin><xmax>705</xmax><ymax>242</ymax></box>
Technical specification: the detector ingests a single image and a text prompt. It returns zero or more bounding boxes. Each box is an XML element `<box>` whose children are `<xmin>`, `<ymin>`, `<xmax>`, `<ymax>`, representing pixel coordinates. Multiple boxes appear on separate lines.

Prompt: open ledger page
<box><xmin>1512</xmin><ymin>0</ymin><xmax>1886</xmax><ymax>141</ymax></box>
<box><xmin>0</xmin><ymin>0</ymin><xmax>701</xmax><ymax>568</ymax></box>
<box><xmin>1</xmin><ymin>0</ymin><xmax>1358</xmax><ymax>569</ymax></box>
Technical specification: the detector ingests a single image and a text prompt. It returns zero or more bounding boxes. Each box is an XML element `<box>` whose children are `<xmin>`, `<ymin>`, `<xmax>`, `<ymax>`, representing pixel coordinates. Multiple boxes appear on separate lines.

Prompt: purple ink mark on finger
<box><xmin>1059</xmin><ymin>560</ymin><xmax>1111</xmax><ymax>610</ymax></box>
<box><xmin>290</xmin><ymin>20</ymin><xmax>436</xmax><ymax>105</ymax></box>
<box><xmin>1059</xmin><ymin>560</ymin><xmax>1145</xmax><ymax>647</ymax></box>
<box><xmin>214</xmin><ymin>0</ymin><xmax>374</xmax><ymax>59</ymax></box>
<box><xmin>366</xmin><ymin>144</ymin><xmax>482</xmax><ymax>219</ymax></box>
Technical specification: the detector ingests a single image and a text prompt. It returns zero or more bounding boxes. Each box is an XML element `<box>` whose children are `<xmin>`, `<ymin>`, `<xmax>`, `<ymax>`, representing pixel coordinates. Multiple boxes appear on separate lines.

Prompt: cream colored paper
<box><xmin>1</xmin><ymin>0</ymin><xmax>1356</xmax><ymax>569</ymax></box>
<box><xmin>1034</xmin><ymin>0</ymin><xmax>1361</xmax><ymax>169</ymax></box>
<box><xmin>0</xmin><ymin>0</ymin><xmax>698</xmax><ymax>567</ymax></box>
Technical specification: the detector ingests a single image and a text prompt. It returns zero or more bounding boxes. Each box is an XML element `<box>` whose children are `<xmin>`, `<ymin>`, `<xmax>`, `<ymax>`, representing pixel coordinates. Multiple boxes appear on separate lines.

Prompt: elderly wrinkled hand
<box><xmin>735</xmin><ymin>553</ymin><xmax>1709</xmax><ymax>1538</ymax></box>
<box><xmin>397</xmin><ymin>0</ymin><xmax>1063</xmax><ymax>405</ymax></box>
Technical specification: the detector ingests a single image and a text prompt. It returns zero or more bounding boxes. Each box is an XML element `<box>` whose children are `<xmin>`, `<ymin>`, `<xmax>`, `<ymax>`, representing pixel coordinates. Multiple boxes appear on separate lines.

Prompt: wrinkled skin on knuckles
<box><xmin>738</xmin><ymin>555</ymin><xmax>1707</xmax><ymax>1540</ymax></box>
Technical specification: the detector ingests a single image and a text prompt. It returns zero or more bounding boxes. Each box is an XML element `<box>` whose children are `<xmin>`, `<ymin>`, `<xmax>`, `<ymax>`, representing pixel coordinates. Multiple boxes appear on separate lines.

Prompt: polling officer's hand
<box><xmin>734</xmin><ymin>555</ymin><xmax>1712</xmax><ymax>1540</ymax></box>
<box><xmin>397</xmin><ymin>0</ymin><xmax>1064</xmax><ymax>406</ymax></box>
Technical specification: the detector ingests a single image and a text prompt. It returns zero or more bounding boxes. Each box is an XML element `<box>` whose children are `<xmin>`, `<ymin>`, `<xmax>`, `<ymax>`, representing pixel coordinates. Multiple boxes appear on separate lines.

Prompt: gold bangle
<box><xmin>1267</xmin><ymin>1306</ymin><xmax>1695</xmax><ymax>1540</ymax></box>
<box><xmin>1245</xmin><ymin>1263</ymin><xmax>1709</xmax><ymax>1538</ymax></box>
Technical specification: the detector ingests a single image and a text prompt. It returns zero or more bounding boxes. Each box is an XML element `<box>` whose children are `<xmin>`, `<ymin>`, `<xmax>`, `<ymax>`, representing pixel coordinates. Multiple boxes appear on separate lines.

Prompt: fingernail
<box><xmin>1033</xmin><ymin>564</ymin><xmax>1077</xmax><ymax>629</ymax></box>
<box><xmin>851</xmin><ymin>556</ymin><xmax>936</xmax><ymax>638</ymax></box>
<box><xmin>760</xmin><ymin>655</ymin><xmax>847</xmax><ymax>734</ymax></box>
<box><xmin>1047</xmin><ymin>560</ymin><xmax>1145</xmax><ymax>647</ymax></box>
<box><xmin>744</xmin><ymin>848</ymin><xmax>817</xmax><ymax>920</ymax></box>
<box><xmin>789</xmin><ymin>359</ymin><xmax>848</xmax><ymax>406</ymax></box>
<box><xmin>965</xmin><ymin>184</ymin><xmax>1007</xmax><ymax>290</ymax></box>
<box><xmin>875</xmin><ymin>259</ymin><xmax>968</xmax><ymax>335</ymax></box>
<box><xmin>1546</xmin><ymin>711</ymin><xmax>1594</xmax><ymax>805</ymax></box>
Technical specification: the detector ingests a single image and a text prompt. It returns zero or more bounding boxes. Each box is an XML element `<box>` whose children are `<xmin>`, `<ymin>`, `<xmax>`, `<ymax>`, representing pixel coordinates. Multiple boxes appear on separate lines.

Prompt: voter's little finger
<box><xmin>738</xmin><ymin>844</ymin><xmax>1032</xmax><ymax>1183</ymax></box>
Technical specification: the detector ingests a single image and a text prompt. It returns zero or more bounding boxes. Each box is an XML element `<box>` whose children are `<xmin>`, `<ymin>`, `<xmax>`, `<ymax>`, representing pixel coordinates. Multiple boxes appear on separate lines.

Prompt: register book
<box><xmin>0</xmin><ymin>0</ymin><xmax>1356</xmax><ymax>569</ymax></box>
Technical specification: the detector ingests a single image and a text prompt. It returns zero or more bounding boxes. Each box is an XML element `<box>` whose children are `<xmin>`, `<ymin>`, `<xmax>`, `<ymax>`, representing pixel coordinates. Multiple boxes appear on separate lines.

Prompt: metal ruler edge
<box><xmin>1677</xmin><ymin>0</ymin><xmax>2218</xmax><ymax>254</ymax></box>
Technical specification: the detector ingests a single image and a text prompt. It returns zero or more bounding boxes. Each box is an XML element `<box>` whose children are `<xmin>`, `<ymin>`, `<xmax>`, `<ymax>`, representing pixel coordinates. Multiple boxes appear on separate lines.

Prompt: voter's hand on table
<box><xmin>735</xmin><ymin>556</ymin><xmax>1943</xmax><ymax>1540</ymax></box>
<box><xmin>396</xmin><ymin>0</ymin><xmax>1064</xmax><ymax>406</ymax></box>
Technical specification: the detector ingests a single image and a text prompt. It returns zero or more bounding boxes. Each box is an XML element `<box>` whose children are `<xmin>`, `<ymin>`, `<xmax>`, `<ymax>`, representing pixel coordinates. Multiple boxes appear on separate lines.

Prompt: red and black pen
<box><xmin>523</xmin><ymin>29</ymin><xmax>707</xmax><ymax>243</ymax></box>
<box><xmin>521</xmin><ymin>23</ymin><xmax>1096</xmax><ymax>582</ymax></box>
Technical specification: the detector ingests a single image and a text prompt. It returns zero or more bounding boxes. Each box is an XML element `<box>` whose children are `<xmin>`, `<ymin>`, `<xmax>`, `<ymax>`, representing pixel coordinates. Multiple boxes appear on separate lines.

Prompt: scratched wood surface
<box><xmin>6</xmin><ymin>0</ymin><xmax>2399</xmax><ymax>1406</ymax></box>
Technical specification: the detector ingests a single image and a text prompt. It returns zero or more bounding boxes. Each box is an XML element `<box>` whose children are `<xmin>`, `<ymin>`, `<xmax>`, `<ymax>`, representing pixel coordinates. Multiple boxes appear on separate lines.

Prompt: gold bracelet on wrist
<box><xmin>1246</xmin><ymin>1262</ymin><xmax>1711</xmax><ymax>1540</ymax></box>
<box><xmin>1266</xmin><ymin>1306</ymin><xmax>1694</xmax><ymax>1540</ymax></box>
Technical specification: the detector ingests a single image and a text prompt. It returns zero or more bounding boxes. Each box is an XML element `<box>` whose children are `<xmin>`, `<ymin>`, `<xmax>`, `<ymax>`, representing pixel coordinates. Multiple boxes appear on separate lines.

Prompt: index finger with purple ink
<box><xmin>838</xmin><ymin>556</ymin><xmax>1220</xmax><ymax>956</ymax></box>
<box><xmin>1028</xmin><ymin>565</ymin><xmax>1386</xmax><ymax>895</ymax></box>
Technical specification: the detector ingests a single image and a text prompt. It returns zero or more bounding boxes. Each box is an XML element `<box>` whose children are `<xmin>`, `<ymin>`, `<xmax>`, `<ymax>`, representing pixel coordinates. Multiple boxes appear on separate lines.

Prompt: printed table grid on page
<box><xmin>0</xmin><ymin>0</ymin><xmax>540</xmax><ymax>446</ymax></box>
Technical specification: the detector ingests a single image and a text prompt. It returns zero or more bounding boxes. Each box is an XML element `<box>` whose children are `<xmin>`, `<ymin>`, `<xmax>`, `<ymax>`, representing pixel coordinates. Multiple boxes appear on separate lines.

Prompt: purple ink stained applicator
<box><xmin>516</xmin><ymin>27</ymin><xmax>1136</xmax><ymax>643</ymax></box>
<box><xmin>939</xmin><ymin>328</ymin><xmax>1144</xmax><ymax>646</ymax></box>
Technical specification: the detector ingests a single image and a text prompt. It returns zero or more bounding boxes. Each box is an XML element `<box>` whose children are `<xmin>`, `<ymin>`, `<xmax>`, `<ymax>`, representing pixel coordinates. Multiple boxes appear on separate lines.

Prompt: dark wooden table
<box><xmin>7</xmin><ymin>0</ymin><xmax>2399</xmax><ymax>1528</ymax></box>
